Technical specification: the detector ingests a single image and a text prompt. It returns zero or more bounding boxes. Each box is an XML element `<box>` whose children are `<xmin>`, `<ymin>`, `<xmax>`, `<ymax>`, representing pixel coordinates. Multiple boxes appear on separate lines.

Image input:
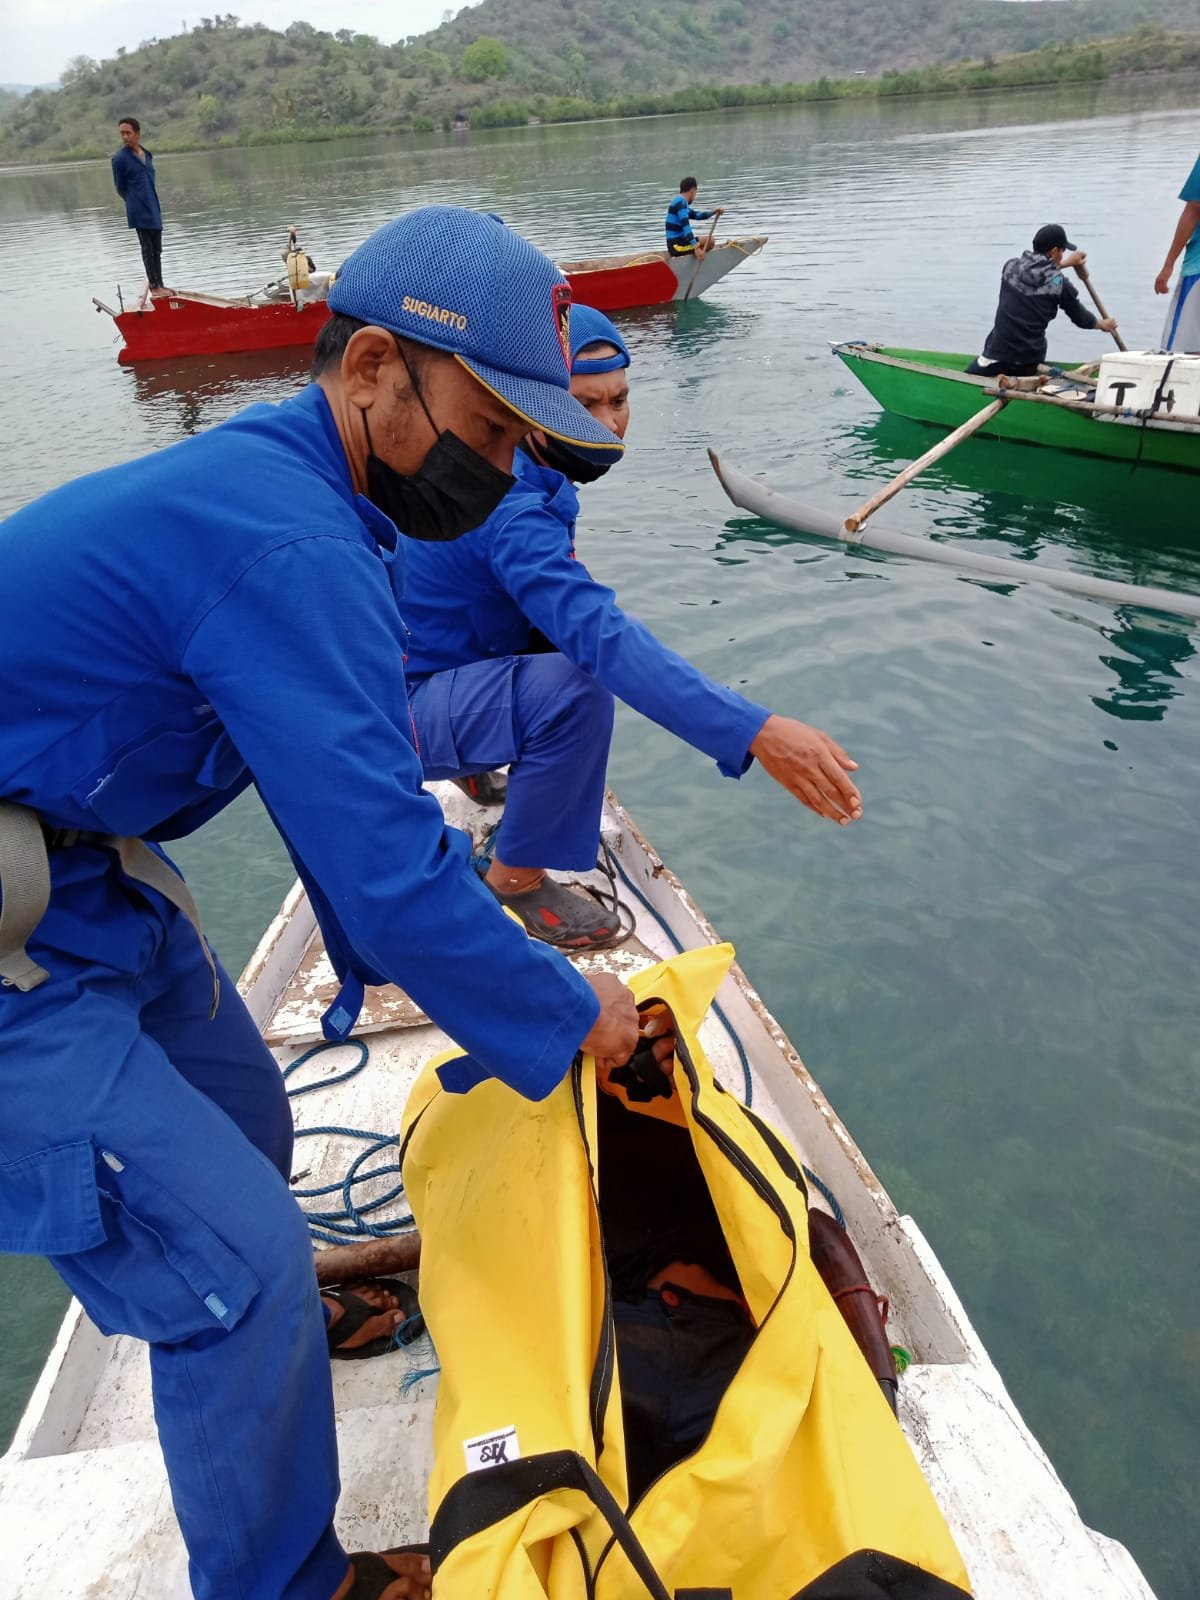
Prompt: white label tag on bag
<box><xmin>463</xmin><ymin>1425</ymin><xmax>521</xmax><ymax>1473</ymax></box>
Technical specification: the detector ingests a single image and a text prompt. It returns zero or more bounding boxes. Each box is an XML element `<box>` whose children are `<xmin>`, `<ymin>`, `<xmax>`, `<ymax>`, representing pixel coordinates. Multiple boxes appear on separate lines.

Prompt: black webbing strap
<box><xmin>788</xmin><ymin>1548</ymin><xmax>972</xmax><ymax>1597</ymax></box>
<box><xmin>429</xmin><ymin>1449</ymin><xmax>672</xmax><ymax>1599</ymax></box>
<box><xmin>1133</xmin><ymin>356</ymin><xmax>1176</xmax><ymax>474</ymax></box>
<box><xmin>739</xmin><ymin>1100</ymin><xmax>810</xmax><ymax>1203</ymax></box>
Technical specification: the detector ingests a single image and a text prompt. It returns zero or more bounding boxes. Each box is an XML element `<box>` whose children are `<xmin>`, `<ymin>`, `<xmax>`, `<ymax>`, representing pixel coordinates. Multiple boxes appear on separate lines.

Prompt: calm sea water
<box><xmin>2</xmin><ymin>79</ymin><xmax>1199</xmax><ymax>1595</ymax></box>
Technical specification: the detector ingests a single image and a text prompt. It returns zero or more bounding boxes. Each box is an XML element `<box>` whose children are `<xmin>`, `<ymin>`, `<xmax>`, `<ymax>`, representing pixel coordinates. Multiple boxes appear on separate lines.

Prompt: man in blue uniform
<box><xmin>665</xmin><ymin>176</ymin><xmax>723</xmax><ymax>259</ymax></box>
<box><xmin>112</xmin><ymin>116</ymin><xmax>166</xmax><ymax>293</ymax></box>
<box><xmin>403</xmin><ymin>305</ymin><xmax>863</xmax><ymax>949</ymax></box>
<box><xmin>1155</xmin><ymin>151</ymin><xmax>1200</xmax><ymax>351</ymax></box>
<box><xmin>966</xmin><ymin>223</ymin><xmax>1117</xmax><ymax>378</ymax></box>
<box><xmin>0</xmin><ymin>207</ymin><xmax>638</xmax><ymax>1600</ymax></box>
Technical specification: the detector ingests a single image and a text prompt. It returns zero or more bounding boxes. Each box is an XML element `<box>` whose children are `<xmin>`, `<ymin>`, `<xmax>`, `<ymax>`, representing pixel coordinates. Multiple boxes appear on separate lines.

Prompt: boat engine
<box><xmin>284</xmin><ymin>225</ymin><xmax>313</xmax><ymax>292</ymax></box>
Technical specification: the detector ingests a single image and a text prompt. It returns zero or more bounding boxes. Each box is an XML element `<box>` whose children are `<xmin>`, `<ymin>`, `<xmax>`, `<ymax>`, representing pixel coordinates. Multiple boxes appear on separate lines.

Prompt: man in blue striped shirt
<box><xmin>665</xmin><ymin>177</ymin><xmax>724</xmax><ymax>258</ymax></box>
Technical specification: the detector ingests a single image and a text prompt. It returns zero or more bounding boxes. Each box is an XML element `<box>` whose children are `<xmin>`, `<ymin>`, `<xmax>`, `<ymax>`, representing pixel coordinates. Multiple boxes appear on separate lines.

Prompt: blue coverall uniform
<box><xmin>111</xmin><ymin>145</ymin><xmax>163</xmax><ymax>231</ymax></box>
<box><xmin>112</xmin><ymin>144</ymin><xmax>165</xmax><ymax>287</ymax></box>
<box><xmin>402</xmin><ymin>451</ymin><xmax>771</xmax><ymax>869</ymax></box>
<box><xmin>0</xmin><ymin>383</ymin><xmax>599</xmax><ymax>1599</ymax></box>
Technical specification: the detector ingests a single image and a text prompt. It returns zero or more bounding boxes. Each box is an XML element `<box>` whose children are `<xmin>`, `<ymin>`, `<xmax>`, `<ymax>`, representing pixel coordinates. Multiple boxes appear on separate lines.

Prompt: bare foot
<box><xmin>331</xmin><ymin>1551</ymin><xmax>432</xmax><ymax>1599</ymax></box>
<box><xmin>322</xmin><ymin>1283</ymin><xmax>404</xmax><ymax>1352</ymax></box>
<box><xmin>484</xmin><ymin>856</ymin><xmax>543</xmax><ymax>895</ymax></box>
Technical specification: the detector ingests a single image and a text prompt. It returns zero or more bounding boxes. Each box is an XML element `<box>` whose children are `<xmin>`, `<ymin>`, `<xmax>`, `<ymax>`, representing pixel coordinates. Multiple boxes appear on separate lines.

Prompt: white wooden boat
<box><xmin>0</xmin><ymin>786</ymin><xmax>1156</xmax><ymax>1597</ymax></box>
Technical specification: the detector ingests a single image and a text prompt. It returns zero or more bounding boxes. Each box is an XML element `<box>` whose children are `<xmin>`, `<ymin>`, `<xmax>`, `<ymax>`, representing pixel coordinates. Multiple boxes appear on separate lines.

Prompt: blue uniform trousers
<box><xmin>0</xmin><ymin>856</ymin><xmax>346</xmax><ymax>1600</ymax></box>
<box><xmin>409</xmin><ymin>653</ymin><xmax>615</xmax><ymax>870</ymax></box>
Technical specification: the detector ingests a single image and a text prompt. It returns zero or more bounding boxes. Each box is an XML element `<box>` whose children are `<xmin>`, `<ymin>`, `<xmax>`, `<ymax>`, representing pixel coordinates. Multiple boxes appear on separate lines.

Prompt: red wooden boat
<box><xmin>558</xmin><ymin>237</ymin><xmax>766</xmax><ymax>312</ymax></box>
<box><xmin>94</xmin><ymin>238</ymin><xmax>767</xmax><ymax>365</ymax></box>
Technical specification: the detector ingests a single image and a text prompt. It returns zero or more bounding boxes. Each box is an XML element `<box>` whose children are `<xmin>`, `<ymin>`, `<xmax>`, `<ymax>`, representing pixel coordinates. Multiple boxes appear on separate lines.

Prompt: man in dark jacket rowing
<box><xmin>967</xmin><ymin>223</ymin><xmax>1118</xmax><ymax>379</ymax></box>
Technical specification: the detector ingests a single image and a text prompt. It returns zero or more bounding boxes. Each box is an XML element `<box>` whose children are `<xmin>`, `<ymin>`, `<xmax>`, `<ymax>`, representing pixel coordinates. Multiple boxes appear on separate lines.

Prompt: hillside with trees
<box><xmin>1</xmin><ymin>1</ymin><xmax>1197</xmax><ymax>161</ymax></box>
<box><xmin>426</xmin><ymin>0</ymin><xmax>1198</xmax><ymax>98</ymax></box>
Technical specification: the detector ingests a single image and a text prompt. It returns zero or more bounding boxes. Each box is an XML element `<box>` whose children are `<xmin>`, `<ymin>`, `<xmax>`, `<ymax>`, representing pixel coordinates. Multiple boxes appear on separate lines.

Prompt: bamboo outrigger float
<box><xmin>0</xmin><ymin>785</ymin><xmax>1156</xmax><ymax>1597</ymax></box>
<box><xmin>708</xmin><ymin>448</ymin><xmax>1200</xmax><ymax>621</ymax></box>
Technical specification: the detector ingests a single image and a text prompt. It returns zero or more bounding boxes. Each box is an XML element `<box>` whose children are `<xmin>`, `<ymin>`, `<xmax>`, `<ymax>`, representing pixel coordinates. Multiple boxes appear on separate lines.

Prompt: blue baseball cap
<box><xmin>328</xmin><ymin>206</ymin><xmax>623</xmax><ymax>461</ymax></box>
<box><xmin>570</xmin><ymin>304</ymin><xmax>631</xmax><ymax>374</ymax></box>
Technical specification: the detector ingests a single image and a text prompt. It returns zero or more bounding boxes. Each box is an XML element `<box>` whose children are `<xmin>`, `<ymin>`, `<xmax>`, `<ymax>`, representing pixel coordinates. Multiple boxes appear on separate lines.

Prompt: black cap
<box><xmin>1032</xmin><ymin>223</ymin><xmax>1076</xmax><ymax>254</ymax></box>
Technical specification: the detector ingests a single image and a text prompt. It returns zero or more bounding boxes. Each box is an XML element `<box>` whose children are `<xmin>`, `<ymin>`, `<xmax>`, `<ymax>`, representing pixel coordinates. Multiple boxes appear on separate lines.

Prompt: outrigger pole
<box><xmin>707</xmin><ymin>448</ymin><xmax>1200</xmax><ymax>623</ymax></box>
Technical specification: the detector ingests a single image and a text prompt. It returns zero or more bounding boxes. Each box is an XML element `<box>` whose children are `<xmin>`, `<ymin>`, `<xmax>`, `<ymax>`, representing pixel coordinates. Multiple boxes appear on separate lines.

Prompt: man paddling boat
<box><xmin>399</xmin><ymin>305</ymin><xmax>863</xmax><ymax>950</ymax></box>
<box><xmin>0</xmin><ymin>207</ymin><xmax>640</xmax><ymax>1600</ymax></box>
<box><xmin>666</xmin><ymin>176</ymin><xmax>724</xmax><ymax>259</ymax></box>
<box><xmin>967</xmin><ymin>223</ymin><xmax>1118</xmax><ymax>379</ymax></box>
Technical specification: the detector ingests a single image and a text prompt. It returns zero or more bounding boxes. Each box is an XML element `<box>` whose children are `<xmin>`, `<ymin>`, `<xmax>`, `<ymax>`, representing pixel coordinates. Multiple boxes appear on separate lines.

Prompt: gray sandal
<box><xmin>488</xmin><ymin>874</ymin><xmax>624</xmax><ymax>950</ymax></box>
<box><xmin>451</xmin><ymin>769</ymin><xmax>508</xmax><ymax>806</ymax></box>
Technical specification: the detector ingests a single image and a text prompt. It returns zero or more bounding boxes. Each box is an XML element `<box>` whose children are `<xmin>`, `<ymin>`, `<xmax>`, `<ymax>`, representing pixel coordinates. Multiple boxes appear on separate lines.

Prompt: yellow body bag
<box><xmin>400</xmin><ymin>945</ymin><xmax>972</xmax><ymax>1599</ymax></box>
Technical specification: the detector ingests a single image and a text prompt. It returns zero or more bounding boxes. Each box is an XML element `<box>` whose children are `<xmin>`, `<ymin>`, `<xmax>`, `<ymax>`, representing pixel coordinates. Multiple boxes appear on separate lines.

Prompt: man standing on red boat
<box><xmin>112</xmin><ymin>116</ymin><xmax>166</xmax><ymax>296</ymax></box>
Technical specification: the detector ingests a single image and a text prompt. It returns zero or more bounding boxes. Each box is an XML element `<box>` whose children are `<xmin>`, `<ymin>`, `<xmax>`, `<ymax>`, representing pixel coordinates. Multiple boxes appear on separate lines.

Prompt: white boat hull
<box><xmin>0</xmin><ymin>788</ymin><xmax>1156</xmax><ymax>1598</ymax></box>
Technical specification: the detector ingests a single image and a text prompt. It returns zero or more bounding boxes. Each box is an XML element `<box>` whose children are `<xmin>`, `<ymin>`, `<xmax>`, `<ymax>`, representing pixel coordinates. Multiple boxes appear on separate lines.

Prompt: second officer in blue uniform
<box><xmin>402</xmin><ymin>305</ymin><xmax>864</xmax><ymax>948</ymax></box>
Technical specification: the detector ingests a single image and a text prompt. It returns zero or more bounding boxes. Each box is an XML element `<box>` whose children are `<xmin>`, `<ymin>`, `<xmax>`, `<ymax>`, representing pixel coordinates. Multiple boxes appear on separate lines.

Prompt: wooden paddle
<box><xmin>843</xmin><ymin>398</ymin><xmax>1006</xmax><ymax>533</ymax></box>
<box><xmin>1073</xmin><ymin>262</ymin><xmax>1128</xmax><ymax>351</ymax></box>
<box><xmin>681</xmin><ymin>211</ymin><xmax>722</xmax><ymax>303</ymax></box>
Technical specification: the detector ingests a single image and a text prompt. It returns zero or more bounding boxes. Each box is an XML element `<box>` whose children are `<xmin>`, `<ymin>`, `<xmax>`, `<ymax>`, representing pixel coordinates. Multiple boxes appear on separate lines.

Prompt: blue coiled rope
<box><xmin>284</xmin><ymin>1040</ymin><xmax>415</xmax><ymax>1247</ymax></box>
<box><xmin>282</xmin><ymin>857</ymin><xmax>846</xmax><ymax>1233</ymax></box>
<box><xmin>285</xmin><ymin>1040</ymin><xmax>436</xmax><ymax>1370</ymax></box>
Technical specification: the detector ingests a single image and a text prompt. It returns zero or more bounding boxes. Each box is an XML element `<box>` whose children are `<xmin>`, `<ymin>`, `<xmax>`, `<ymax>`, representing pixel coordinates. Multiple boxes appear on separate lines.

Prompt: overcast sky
<box><xmin>5</xmin><ymin>1</ymin><xmax>477</xmax><ymax>85</ymax></box>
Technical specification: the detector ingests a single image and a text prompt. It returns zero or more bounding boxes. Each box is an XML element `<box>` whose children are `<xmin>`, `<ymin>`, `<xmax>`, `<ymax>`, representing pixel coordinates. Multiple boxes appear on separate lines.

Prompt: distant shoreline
<box><xmin>5</xmin><ymin>58</ymin><xmax>1199</xmax><ymax>170</ymax></box>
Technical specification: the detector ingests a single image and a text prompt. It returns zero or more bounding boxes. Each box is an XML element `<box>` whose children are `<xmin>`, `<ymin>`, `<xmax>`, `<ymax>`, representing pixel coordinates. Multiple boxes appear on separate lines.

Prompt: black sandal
<box><xmin>324</xmin><ymin>1278</ymin><xmax>423</xmax><ymax>1361</ymax></box>
<box><xmin>345</xmin><ymin>1545</ymin><xmax>431</xmax><ymax>1598</ymax></box>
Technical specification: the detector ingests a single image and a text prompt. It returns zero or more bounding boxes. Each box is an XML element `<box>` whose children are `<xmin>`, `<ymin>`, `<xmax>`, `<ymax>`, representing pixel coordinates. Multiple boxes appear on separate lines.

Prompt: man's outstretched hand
<box><xmin>750</xmin><ymin>714</ymin><xmax>862</xmax><ymax>825</ymax></box>
<box><xmin>582</xmin><ymin>972</ymin><xmax>640</xmax><ymax>1070</ymax></box>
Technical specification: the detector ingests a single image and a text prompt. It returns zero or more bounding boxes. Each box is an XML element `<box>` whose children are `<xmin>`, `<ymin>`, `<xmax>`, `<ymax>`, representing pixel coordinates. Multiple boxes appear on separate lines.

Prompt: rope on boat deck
<box><xmin>281</xmin><ymin>859</ymin><xmax>847</xmax><ymax>1234</ymax></box>
<box><xmin>286</xmin><ymin>1042</ymin><xmax>440</xmax><ymax>1376</ymax></box>
<box><xmin>285</xmin><ymin>1040</ymin><xmax>414</xmax><ymax>1246</ymax></box>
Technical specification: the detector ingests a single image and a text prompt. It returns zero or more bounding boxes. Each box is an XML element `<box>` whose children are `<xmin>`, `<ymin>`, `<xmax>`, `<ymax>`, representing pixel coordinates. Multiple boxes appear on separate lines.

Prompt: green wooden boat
<box><xmin>834</xmin><ymin>343</ymin><xmax>1200</xmax><ymax>474</ymax></box>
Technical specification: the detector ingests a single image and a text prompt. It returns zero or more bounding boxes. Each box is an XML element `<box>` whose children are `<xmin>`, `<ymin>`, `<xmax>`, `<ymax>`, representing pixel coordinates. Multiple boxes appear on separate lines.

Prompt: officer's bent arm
<box><xmin>491</xmin><ymin>506</ymin><xmax>769</xmax><ymax>778</ymax></box>
<box><xmin>183</xmin><ymin>532</ymin><xmax>599</xmax><ymax>1100</ymax></box>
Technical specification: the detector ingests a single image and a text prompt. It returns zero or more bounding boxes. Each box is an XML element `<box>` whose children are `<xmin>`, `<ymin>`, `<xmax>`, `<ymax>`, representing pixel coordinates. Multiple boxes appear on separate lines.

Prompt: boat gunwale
<box><xmin>833</xmin><ymin>342</ymin><xmax>1200</xmax><ymax>437</ymax></box>
<box><xmin>558</xmin><ymin>235</ymin><xmax>767</xmax><ymax>276</ymax></box>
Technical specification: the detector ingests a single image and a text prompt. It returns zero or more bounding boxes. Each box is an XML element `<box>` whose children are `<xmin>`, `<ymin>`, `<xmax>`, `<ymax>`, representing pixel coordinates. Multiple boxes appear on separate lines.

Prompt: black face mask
<box><xmin>361</xmin><ymin>343</ymin><xmax>515</xmax><ymax>541</ymax></box>
<box><xmin>528</xmin><ymin>433</ymin><xmax>613</xmax><ymax>485</ymax></box>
